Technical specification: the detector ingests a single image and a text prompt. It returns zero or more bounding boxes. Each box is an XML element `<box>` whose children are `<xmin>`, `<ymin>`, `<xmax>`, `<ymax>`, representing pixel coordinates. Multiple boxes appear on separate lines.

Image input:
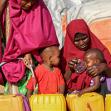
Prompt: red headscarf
<box><xmin>63</xmin><ymin>19</ymin><xmax>111</xmax><ymax>91</ymax></box>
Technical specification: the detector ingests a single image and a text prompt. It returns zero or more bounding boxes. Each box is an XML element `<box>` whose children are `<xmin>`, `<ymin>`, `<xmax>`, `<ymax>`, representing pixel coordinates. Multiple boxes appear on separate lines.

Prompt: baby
<box><xmin>77</xmin><ymin>48</ymin><xmax>109</xmax><ymax>95</ymax></box>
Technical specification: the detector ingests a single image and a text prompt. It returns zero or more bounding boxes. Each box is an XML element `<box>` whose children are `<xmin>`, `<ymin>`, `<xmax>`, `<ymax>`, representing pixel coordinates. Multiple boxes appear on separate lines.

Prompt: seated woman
<box><xmin>62</xmin><ymin>19</ymin><xmax>111</xmax><ymax>94</ymax></box>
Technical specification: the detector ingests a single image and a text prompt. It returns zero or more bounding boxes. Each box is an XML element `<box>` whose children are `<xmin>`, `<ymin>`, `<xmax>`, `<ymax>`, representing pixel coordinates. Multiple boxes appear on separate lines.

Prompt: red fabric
<box><xmin>1</xmin><ymin>0</ymin><xmax>59</xmax><ymax>83</ymax></box>
<box><xmin>0</xmin><ymin>29</ymin><xmax>4</xmax><ymax>84</ymax></box>
<box><xmin>63</xmin><ymin>19</ymin><xmax>111</xmax><ymax>91</ymax></box>
<box><xmin>0</xmin><ymin>72</ymin><xmax>4</xmax><ymax>85</ymax></box>
<box><xmin>2</xmin><ymin>60</ymin><xmax>25</xmax><ymax>83</ymax></box>
<box><xmin>26</xmin><ymin>64</ymin><xmax>64</xmax><ymax>94</ymax></box>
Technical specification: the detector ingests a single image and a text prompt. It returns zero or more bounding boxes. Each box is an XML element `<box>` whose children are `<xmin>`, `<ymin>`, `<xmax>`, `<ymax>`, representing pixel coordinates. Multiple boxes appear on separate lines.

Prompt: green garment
<box><xmin>4</xmin><ymin>70</ymin><xmax>32</xmax><ymax>95</ymax></box>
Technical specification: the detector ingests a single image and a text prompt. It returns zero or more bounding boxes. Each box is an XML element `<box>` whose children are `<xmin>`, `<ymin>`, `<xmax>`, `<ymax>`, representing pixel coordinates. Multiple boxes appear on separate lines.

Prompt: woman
<box><xmin>0</xmin><ymin>0</ymin><xmax>59</xmax><ymax>93</ymax></box>
<box><xmin>62</xmin><ymin>19</ymin><xmax>111</xmax><ymax>94</ymax></box>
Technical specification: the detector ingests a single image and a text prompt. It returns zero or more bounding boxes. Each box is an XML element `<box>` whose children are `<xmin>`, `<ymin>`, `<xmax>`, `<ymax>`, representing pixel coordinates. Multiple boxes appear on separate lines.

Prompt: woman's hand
<box><xmin>23</xmin><ymin>53</ymin><xmax>33</xmax><ymax>69</ymax></box>
<box><xmin>68</xmin><ymin>58</ymin><xmax>80</xmax><ymax>71</ymax></box>
<box><xmin>87</xmin><ymin>63</ymin><xmax>107</xmax><ymax>76</ymax></box>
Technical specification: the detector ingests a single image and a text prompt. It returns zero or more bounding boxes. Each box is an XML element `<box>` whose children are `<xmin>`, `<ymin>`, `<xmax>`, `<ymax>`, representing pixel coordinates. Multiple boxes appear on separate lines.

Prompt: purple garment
<box><xmin>22</xmin><ymin>96</ymin><xmax>31</xmax><ymax>111</ymax></box>
<box><xmin>1</xmin><ymin>0</ymin><xmax>59</xmax><ymax>83</ymax></box>
<box><xmin>106</xmin><ymin>78</ymin><xmax>111</xmax><ymax>92</ymax></box>
<box><xmin>17</xmin><ymin>94</ymin><xmax>31</xmax><ymax>111</ymax></box>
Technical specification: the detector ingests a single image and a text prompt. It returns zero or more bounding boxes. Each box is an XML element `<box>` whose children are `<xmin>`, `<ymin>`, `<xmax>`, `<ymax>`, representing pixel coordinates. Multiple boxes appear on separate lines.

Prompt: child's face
<box><xmin>84</xmin><ymin>54</ymin><xmax>100</xmax><ymax>68</ymax></box>
<box><xmin>50</xmin><ymin>48</ymin><xmax>60</xmax><ymax>66</ymax></box>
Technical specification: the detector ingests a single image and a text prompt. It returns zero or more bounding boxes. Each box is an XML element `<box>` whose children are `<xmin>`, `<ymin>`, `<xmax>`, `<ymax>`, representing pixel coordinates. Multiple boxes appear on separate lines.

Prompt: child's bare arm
<box><xmin>58</xmin><ymin>84</ymin><xmax>65</xmax><ymax>94</ymax></box>
<box><xmin>79</xmin><ymin>76</ymin><xmax>100</xmax><ymax>95</ymax></box>
<box><xmin>26</xmin><ymin>77</ymin><xmax>36</xmax><ymax>98</ymax></box>
<box><xmin>26</xmin><ymin>89</ymin><xmax>33</xmax><ymax>98</ymax></box>
<box><xmin>64</xmin><ymin>70</ymin><xmax>72</xmax><ymax>81</ymax></box>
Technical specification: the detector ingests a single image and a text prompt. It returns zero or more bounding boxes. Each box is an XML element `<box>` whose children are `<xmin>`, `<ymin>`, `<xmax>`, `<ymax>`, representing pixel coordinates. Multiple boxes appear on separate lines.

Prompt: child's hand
<box><xmin>76</xmin><ymin>91</ymin><xmax>83</xmax><ymax>97</ymax></box>
<box><xmin>70</xmin><ymin>90</ymin><xmax>81</xmax><ymax>95</ymax></box>
<box><xmin>69</xmin><ymin>90</ymin><xmax>83</xmax><ymax>97</ymax></box>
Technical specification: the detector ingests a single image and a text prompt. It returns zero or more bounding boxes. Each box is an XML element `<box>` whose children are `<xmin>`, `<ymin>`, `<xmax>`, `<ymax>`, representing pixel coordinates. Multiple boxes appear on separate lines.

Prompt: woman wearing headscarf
<box><xmin>0</xmin><ymin>0</ymin><xmax>59</xmax><ymax>93</ymax></box>
<box><xmin>62</xmin><ymin>19</ymin><xmax>111</xmax><ymax>94</ymax></box>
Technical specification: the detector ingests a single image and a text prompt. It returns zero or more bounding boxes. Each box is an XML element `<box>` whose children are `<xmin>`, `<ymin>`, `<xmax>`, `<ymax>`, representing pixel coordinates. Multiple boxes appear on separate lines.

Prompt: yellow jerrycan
<box><xmin>30</xmin><ymin>94</ymin><xmax>66</xmax><ymax>111</ymax></box>
<box><xmin>0</xmin><ymin>95</ymin><xmax>25</xmax><ymax>111</ymax></box>
<box><xmin>66</xmin><ymin>92</ymin><xmax>104</xmax><ymax>111</ymax></box>
<box><xmin>105</xmin><ymin>94</ymin><xmax>111</xmax><ymax>111</ymax></box>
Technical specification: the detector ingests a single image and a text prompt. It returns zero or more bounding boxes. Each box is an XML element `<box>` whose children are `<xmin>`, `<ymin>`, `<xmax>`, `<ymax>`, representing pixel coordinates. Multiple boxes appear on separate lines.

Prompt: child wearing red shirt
<box><xmin>26</xmin><ymin>46</ymin><xmax>65</xmax><ymax>97</ymax></box>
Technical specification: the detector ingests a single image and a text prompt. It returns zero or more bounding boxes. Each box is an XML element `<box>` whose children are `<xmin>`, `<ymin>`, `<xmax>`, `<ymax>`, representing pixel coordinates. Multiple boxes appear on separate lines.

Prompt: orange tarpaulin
<box><xmin>89</xmin><ymin>18</ymin><xmax>111</xmax><ymax>53</ymax></box>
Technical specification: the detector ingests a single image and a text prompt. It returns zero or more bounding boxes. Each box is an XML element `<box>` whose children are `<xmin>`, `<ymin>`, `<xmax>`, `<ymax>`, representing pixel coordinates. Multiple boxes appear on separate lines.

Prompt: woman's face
<box><xmin>20</xmin><ymin>0</ymin><xmax>35</xmax><ymax>10</ymax></box>
<box><xmin>74</xmin><ymin>33</ymin><xmax>90</xmax><ymax>51</ymax></box>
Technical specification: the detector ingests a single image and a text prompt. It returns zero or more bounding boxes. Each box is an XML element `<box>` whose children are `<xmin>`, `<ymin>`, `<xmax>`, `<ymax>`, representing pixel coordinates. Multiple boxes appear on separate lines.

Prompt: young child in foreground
<box><xmin>75</xmin><ymin>48</ymin><xmax>109</xmax><ymax>95</ymax></box>
<box><xmin>26</xmin><ymin>46</ymin><xmax>65</xmax><ymax>97</ymax></box>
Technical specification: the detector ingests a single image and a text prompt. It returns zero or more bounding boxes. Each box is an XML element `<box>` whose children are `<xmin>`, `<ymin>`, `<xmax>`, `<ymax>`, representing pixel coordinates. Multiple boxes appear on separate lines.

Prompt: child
<box><xmin>26</xmin><ymin>46</ymin><xmax>65</xmax><ymax>97</ymax></box>
<box><xmin>76</xmin><ymin>48</ymin><xmax>109</xmax><ymax>95</ymax></box>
